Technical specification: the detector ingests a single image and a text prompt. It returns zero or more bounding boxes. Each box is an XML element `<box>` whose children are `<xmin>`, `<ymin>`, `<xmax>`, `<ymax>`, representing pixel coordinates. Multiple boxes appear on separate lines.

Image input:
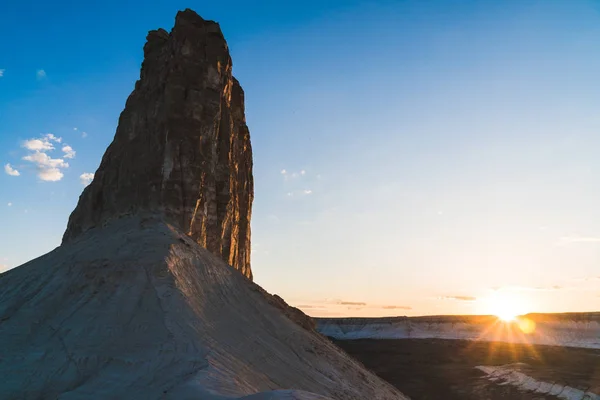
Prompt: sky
<box><xmin>2</xmin><ymin>0</ymin><xmax>600</xmax><ymax>318</ymax></box>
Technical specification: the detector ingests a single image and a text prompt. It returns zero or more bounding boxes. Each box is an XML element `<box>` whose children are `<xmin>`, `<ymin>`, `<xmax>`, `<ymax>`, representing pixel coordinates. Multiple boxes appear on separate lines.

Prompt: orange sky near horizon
<box><xmin>287</xmin><ymin>277</ymin><xmax>600</xmax><ymax>318</ymax></box>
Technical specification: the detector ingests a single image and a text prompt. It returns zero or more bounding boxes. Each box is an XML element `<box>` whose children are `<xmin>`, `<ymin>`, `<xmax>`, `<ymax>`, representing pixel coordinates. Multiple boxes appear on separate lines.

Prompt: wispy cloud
<box><xmin>45</xmin><ymin>133</ymin><xmax>61</xmax><ymax>143</ymax></box>
<box><xmin>36</xmin><ymin>69</ymin><xmax>46</xmax><ymax>80</ymax></box>
<box><xmin>285</xmin><ymin>189</ymin><xmax>314</xmax><ymax>197</ymax></box>
<box><xmin>7</xmin><ymin>202</ymin><xmax>12</xmax><ymax>207</ymax></box>
<box><xmin>571</xmin><ymin>276</ymin><xmax>600</xmax><ymax>283</ymax></box>
<box><xmin>62</xmin><ymin>145</ymin><xmax>76</xmax><ymax>159</ymax></box>
<box><xmin>546</xmin><ymin>285</ymin><xmax>562</xmax><ymax>290</ymax></box>
<box><xmin>266</xmin><ymin>214</ymin><xmax>280</xmax><ymax>223</ymax></box>
<box><xmin>80</xmin><ymin>172</ymin><xmax>94</xmax><ymax>186</ymax></box>
<box><xmin>4</xmin><ymin>163</ymin><xmax>20</xmax><ymax>176</ymax></box>
<box><xmin>382</xmin><ymin>305</ymin><xmax>412</xmax><ymax>310</ymax></box>
<box><xmin>492</xmin><ymin>285</ymin><xmax>563</xmax><ymax>292</ymax></box>
<box><xmin>439</xmin><ymin>295</ymin><xmax>477</xmax><ymax>302</ymax></box>
<box><xmin>296</xmin><ymin>305</ymin><xmax>326</xmax><ymax>309</ymax></box>
<box><xmin>295</xmin><ymin>299</ymin><xmax>413</xmax><ymax>316</ymax></box>
<box><xmin>72</xmin><ymin>127</ymin><xmax>88</xmax><ymax>138</ymax></box>
<box><xmin>0</xmin><ymin>69</ymin><xmax>4</xmax><ymax>77</ymax></box>
<box><xmin>280</xmin><ymin>168</ymin><xmax>308</xmax><ymax>181</ymax></box>
<box><xmin>337</xmin><ymin>301</ymin><xmax>367</xmax><ymax>306</ymax></box>
<box><xmin>559</xmin><ymin>236</ymin><xmax>600</xmax><ymax>244</ymax></box>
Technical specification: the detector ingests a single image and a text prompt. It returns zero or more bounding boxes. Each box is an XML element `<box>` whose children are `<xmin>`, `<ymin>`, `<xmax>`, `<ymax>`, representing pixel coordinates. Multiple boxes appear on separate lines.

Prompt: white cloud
<box><xmin>80</xmin><ymin>172</ymin><xmax>94</xmax><ymax>186</ymax></box>
<box><xmin>0</xmin><ymin>69</ymin><xmax>4</xmax><ymax>77</ymax></box>
<box><xmin>36</xmin><ymin>69</ymin><xmax>46</xmax><ymax>80</ymax></box>
<box><xmin>7</xmin><ymin>202</ymin><xmax>12</xmax><ymax>207</ymax></box>
<box><xmin>280</xmin><ymin>169</ymin><xmax>287</xmax><ymax>174</ymax></box>
<box><xmin>4</xmin><ymin>163</ymin><xmax>20</xmax><ymax>176</ymax></box>
<box><xmin>38</xmin><ymin>168</ymin><xmax>63</xmax><ymax>181</ymax></box>
<box><xmin>23</xmin><ymin>152</ymin><xmax>68</xmax><ymax>169</ymax></box>
<box><xmin>286</xmin><ymin>192</ymin><xmax>293</xmax><ymax>197</ymax></box>
<box><xmin>62</xmin><ymin>145</ymin><xmax>76</xmax><ymax>159</ymax></box>
<box><xmin>81</xmin><ymin>131</ymin><xmax>88</xmax><ymax>138</ymax></box>
<box><xmin>73</xmin><ymin>127</ymin><xmax>78</xmax><ymax>131</ymax></box>
<box><xmin>22</xmin><ymin>152</ymin><xmax>69</xmax><ymax>181</ymax></box>
<box><xmin>303</xmin><ymin>189</ymin><xmax>313</xmax><ymax>195</ymax></box>
<box><xmin>45</xmin><ymin>133</ymin><xmax>62</xmax><ymax>143</ymax></box>
<box><xmin>18</xmin><ymin>134</ymin><xmax>69</xmax><ymax>181</ymax></box>
<box><xmin>22</xmin><ymin>134</ymin><xmax>62</xmax><ymax>152</ymax></box>
<box><xmin>23</xmin><ymin>138</ymin><xmax>54</xmax><ymax>151</ymax></box>
<box><xmin>300</xmin><ymin>170</ymin><xmax>306</xmax><ymax>175</ymax></box>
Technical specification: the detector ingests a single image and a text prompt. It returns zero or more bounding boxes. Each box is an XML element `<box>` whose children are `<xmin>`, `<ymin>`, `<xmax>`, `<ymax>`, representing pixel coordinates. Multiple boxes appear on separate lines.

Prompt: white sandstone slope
<box><xmin>476</xmin><ymin>365</ymin><xmax>600</xmax><ymax>400</ymax></box>
<box><xmin>316</xmin><ymin>316</ymin><xmax>600</xmax><ymax>349</ymax></box>
<box><xmin>0</xmin><ymin>216</ymin><xmax>406</xmax><ymax>400</ymax></box>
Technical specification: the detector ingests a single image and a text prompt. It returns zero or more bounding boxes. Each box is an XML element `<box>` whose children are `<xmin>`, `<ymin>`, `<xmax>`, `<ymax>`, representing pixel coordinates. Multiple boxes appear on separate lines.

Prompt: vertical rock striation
<box><xmin>62</xmin><ymin>9</ymin><xmax>253</xmax><ymax>279</ymax></box>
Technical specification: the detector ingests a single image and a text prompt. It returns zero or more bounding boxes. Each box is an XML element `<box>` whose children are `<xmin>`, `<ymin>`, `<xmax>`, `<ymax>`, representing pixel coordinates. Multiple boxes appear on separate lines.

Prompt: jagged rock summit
<box><xmin>0</xmin><ymin>9</ymin><xmax>407</xmax><ymax>400</ymax></box>
<box><xmin>63</xmin><ymin>9</ymin><xmax>253</xmax><ymax>279</ymax></box>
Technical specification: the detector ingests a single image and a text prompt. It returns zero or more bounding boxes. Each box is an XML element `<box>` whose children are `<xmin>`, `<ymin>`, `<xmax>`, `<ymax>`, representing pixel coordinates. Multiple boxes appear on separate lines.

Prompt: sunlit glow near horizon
<box><xmin>485</xmin><ymin>292</ymin><xmax>530</xmax><ymax>322</ymax></box>
<box><xmin>498</xmin><ymin>312</ymin><xmax>518</xmax><ymax>322</ymax></box>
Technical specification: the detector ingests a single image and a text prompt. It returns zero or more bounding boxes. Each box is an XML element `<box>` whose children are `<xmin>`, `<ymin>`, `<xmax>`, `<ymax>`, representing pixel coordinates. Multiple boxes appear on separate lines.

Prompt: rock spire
<box><xmin>63</xmin><ymin>9</ymin><xmax>253</xmax><ymax>279</ymax></box>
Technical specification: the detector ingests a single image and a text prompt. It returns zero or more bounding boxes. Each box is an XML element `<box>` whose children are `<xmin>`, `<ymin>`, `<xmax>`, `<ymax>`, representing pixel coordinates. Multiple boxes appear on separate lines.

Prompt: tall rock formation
<box><xmin>0</xmin><ymin>9</ymin><xmax>408</xmax><ymax>400</ymax></box>
<box><xmin>63</xmin><ymin>9</ymin><xmax>253</xmax><ymax>279</ymax></box>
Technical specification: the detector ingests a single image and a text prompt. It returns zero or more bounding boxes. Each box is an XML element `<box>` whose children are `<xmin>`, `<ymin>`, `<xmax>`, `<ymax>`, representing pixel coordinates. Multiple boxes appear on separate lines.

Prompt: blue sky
<box><xmin>2</xmin><ymin>0</ymin><xmax>600</xmax><ymax>316</ymax></box>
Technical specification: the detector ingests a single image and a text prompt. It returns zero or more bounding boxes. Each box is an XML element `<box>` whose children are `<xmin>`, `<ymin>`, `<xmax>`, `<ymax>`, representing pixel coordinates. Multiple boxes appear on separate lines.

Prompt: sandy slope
<box><xmin>0</xmin><ymin>216</ymin><xmax>406</xmax><ymax>400</ymax></box>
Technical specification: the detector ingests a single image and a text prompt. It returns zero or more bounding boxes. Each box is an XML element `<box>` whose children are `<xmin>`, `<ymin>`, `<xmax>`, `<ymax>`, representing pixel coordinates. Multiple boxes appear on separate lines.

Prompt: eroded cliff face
<box><xmin>62</xmin><ymin>9</ymin><xmax>253</xmax><ymax>279</ymax></box>
<box><xmin>316</xmin><ymin>314</ymin><xmax>600</xmax><ymax>348</ymax></box>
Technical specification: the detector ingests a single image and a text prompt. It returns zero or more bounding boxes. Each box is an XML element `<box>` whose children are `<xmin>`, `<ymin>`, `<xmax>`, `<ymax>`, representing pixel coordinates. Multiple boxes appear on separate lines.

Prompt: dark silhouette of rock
<box><xmin>63</xmin><ymin>9</ymin><xmax>253</xmax><ymax>279</ymax></box>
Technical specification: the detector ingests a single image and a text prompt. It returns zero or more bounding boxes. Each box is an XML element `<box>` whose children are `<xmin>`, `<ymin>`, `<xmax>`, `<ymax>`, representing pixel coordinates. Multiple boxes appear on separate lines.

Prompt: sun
<box><xmin>496</xmin><ymin>309</ymin><xmax>518</xmax><ymax>322</ymax></box>
<box><xmin>485</xmin><ymin>292</ymin><xmax>527</xmax><ymax>322</ymax></box>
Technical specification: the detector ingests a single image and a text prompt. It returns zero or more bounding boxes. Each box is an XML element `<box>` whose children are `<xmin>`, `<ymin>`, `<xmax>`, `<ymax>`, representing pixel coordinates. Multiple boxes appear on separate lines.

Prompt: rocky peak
<box><xmin>63</xmin><ymin>9</ymin><xmax>254</xmax><ymax>279</ymax></box>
